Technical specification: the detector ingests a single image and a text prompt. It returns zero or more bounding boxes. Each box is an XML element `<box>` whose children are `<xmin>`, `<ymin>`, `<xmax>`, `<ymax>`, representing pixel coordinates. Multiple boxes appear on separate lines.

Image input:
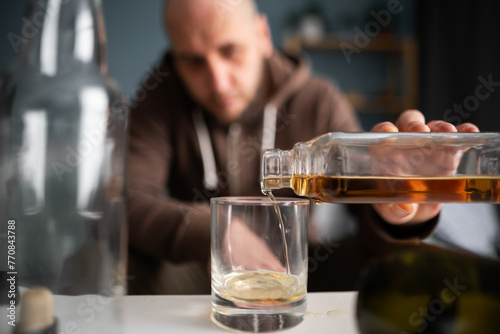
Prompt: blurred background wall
<box><xmin>417</xmin><ymin>0</ymin><xmax>500</xmax><ymax>132</ymax></box>
<box><xmin>1</xmin><ymin>0</ymin><xmax>499</xmax><ymax>130</ymax></box>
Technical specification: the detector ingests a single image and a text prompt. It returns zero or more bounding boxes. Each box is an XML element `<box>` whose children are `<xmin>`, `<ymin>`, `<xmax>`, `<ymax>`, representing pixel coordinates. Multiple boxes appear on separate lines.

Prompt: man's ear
<box><xmin>256</xmin><ymin>14</ymin><xmax>274</xmax><ymax>58</ymax></box>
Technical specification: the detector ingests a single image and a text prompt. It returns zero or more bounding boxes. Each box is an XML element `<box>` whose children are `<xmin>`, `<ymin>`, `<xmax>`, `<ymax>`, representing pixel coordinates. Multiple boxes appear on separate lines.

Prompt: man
<box><xmin>126</xmin><ymin>0</ymin><xmax>478</xmax><ymax>294</ymax></box>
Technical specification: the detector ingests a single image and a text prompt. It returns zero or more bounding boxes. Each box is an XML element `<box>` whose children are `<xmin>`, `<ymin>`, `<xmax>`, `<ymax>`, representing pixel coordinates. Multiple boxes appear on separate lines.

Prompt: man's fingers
<box><xmin>427</xmin><ymin>120</ymin><xmax>457</xmax><ymax>132</ymax></box>
<box><xmin>373</xmin><ymin>203</ymin><xmax>417</xmax><ymax>225</ymax></box>
<box><xmin>371</xmin><ymin>121</ymin><xmax>399</xmax><ymax>132</ymax></box>
<box><xmin>456</xmin><ymin>122</ymin><xmax>480</xmax><ymax>132</ymax></box>
<box><xmin>374</xmin><ymin>203</ymin><xmax>442</xmax><ymax>225</ymax></box>
<box><xmin>411</xmin><ymin>204</ymin><xmax>442</xmax><ymax>224</ymax></box>
<box><xmin>370</xmin><ymin>110</ymin><xmax>479</xmax><ymax>226</ymax></box>
<box><xmin>260</xmin><ymin>257</ymin><xmax>286</xmax><ymax>272</ymax></box>
<box><xmin>395</xmin><ymin>109</ymin><xmax>430</xmax><ymax>132</ymax></box>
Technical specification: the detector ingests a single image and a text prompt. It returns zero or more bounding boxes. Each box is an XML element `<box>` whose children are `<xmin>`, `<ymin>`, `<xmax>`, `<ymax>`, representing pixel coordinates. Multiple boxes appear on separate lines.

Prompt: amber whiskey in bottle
<box><xmin>261</xmin><ymin>132</ymin><xmax>500</xmax><ymax>203</ymax></box>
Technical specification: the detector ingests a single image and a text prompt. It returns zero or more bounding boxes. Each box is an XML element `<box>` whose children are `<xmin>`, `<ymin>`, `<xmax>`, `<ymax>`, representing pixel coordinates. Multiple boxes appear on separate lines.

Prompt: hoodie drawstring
<box><xmin>261</xmin><ymin>104</ymin><xmax>277</xmax><ymax>150</ymax></box>
<box><xmin>193</xmin><ymin>109</ymin><xmax>219</xmax><ymax>191</ymax></box>
<box><xmin>193</xmin><ymin>104</ymin><xmax>277</xmax><ymax>193</ymax></box>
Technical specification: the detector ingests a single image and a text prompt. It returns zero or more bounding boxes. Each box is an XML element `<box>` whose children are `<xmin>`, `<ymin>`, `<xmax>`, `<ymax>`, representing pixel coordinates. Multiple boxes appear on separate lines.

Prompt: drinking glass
<box><xmin>211</xmin><ymin>196</ymin><xmax>309</xmax><ymax>332</ymax></box>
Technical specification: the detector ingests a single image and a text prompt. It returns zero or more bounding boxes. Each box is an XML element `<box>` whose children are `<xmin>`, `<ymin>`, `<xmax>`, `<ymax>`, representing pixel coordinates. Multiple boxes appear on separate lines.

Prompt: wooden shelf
<box><xmin>346</xmin><ymin>92</ymin><xmax>406</xmax><ymax>115</ymax></box>
<box><xmin>285</xmin><ymin>33</ymin><xmax>403</xmax><ymax>53</ymax></box>
<box><xmin>284</xmin><ymin>34</ymin><xmax>419</xmax><ymax>115</ymax></box>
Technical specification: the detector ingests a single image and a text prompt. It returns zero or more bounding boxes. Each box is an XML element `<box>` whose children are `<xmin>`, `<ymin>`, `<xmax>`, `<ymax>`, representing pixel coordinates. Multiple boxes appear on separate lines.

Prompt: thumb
<box><xmin>373</xmin><ymin>203</ymin><xmax>417</xmax><ymax>225</ymax></box>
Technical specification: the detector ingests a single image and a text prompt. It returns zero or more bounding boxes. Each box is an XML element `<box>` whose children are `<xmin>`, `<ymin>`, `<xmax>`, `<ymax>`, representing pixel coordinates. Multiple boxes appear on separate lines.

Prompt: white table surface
<box><xmin>121</xmin><ymin>292</ymin><xmax>360</xmax><ymax>334</ymax></box>
<box><xmin>39</xmin><ymin>291</ymin><xmax>360</xmax><ymax>333</ymax></box>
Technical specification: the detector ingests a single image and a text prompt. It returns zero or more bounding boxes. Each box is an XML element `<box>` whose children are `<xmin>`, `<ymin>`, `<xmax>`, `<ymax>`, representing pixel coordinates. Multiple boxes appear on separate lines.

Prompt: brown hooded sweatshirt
<box><xmin>126</xmin><ymin>50</ymin><xmax>438</xmax><ymax>291</ymax></box>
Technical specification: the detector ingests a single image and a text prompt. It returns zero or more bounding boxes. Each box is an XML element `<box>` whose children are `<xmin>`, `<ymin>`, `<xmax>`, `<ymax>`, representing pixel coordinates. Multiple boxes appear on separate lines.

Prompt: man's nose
<box><xmin>207</xmin><ymin>59</ymin><xmax>231</xmax><ymax>94</ymax></box>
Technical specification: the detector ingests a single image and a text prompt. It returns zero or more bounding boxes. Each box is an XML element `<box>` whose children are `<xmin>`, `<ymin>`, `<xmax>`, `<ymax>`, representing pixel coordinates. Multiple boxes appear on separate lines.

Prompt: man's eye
<box><xmin>177</xmin><ymin>55</ymin><xmax>205</xmax><ymax>68</ymax></box>
<box><xmin>185</xmin><ymin>57</ymin><xmax>204</xmax><ymax>67</ymax></box>
<box><xmin>221</xmin><ymin>45</ymin><xmax>238</xmax><ymax>59</ymax></box>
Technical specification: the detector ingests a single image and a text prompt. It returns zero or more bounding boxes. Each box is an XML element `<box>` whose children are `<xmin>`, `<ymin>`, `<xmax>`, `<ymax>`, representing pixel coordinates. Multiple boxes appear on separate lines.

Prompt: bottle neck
<box><xmin>260</xmin><ymin>149</ymin><xmax>293</xmax><ymax>191</ymax></box>
<box><xmin>22</xmin><ymin>0</ymin><xmax>107</xmax><ymax>76</ymax></box>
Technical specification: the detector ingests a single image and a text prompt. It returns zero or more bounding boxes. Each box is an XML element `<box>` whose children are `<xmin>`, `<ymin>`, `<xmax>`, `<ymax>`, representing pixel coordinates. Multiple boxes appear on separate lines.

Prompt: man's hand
<box><xmin>370</xmin><ymin>109</ymin><xmax>479</xmax><ymax>225</ymax></box>
<box><xmin>221</xmin><ymin>219</ymin><xmax>286</xmax><ymax>272</ymax></box>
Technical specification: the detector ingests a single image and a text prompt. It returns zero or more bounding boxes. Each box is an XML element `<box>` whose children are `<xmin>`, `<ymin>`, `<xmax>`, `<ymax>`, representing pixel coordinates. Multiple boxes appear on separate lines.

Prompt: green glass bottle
<box><xmin>356</xmin><ymin>245</ymin><xmax>500</xmax><ymax>334</ymax></box>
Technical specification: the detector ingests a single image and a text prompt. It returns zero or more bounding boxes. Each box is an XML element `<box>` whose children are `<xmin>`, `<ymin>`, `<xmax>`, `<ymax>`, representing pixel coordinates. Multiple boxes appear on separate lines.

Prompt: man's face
<box><xmin>166</xmin><ymin>1</ymin><xmax>273</xmax><ymax>124</ymax></box>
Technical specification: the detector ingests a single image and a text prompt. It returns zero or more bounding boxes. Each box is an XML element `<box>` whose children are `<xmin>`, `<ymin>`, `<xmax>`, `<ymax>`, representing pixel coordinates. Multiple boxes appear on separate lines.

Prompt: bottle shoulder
<box><xmin>3</xmin><ymin>66</ymin><xmax>120</xmax><ymax>103</ymax></box>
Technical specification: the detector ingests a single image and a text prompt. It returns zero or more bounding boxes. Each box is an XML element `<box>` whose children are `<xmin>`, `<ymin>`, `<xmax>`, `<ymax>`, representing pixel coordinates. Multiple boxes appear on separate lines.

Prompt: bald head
<box><xmin>163</xmin><ymin>0</ymin><xmax>273</xmax><ymax>124</ymax></box>
<box><xmin>165</xmin><ymin>0</ymin><xmax>258</xmax><ymax>35</ymax></box>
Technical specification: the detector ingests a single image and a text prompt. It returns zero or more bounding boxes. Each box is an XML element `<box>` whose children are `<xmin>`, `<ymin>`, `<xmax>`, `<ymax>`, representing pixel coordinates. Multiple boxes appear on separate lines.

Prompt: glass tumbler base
<box><xmin>211</xmin><ymin>292</ymin><xmax>306</xmax><ymax>332</ymax></box>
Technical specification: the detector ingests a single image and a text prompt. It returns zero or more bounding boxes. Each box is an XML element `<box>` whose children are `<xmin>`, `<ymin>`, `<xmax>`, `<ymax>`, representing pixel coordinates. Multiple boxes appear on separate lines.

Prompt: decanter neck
<box><xmin>20</xmin><ymin>0</ymin><xmax>107</xmax><ymax>76</ymax></box>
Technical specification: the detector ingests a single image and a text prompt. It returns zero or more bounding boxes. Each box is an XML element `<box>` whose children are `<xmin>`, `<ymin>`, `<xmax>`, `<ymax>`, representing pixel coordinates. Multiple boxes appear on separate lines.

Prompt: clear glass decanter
<box><xmin>0</xmin><ymin>0</ymin><xmax>128</xmax><ymax>332</ymax></box>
